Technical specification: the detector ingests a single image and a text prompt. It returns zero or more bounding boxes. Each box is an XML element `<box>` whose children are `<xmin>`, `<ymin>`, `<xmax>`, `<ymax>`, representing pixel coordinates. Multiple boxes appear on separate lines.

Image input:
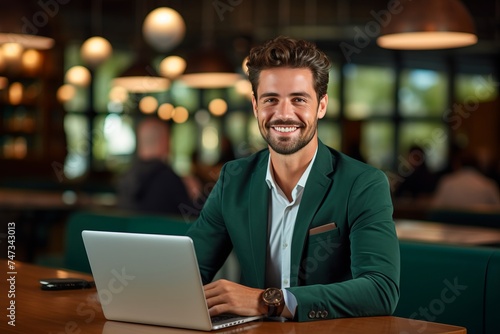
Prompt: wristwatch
<box><xmin>262</xmin><ymin>287</ymin><xmax>285</xmax><ymax>317</ymax></box>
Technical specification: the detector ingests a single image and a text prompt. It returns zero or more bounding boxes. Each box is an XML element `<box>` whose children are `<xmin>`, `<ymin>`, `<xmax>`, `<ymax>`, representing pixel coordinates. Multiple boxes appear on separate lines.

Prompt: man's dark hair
<box><xmin>246</xmin><ymin>36</ymin><xmax>331</xmax><ymax>102</ymax></box>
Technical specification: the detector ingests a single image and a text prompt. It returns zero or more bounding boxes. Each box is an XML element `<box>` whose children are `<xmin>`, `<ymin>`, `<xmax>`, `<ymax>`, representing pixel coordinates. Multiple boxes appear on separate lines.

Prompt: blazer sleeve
<box><xmin>287</xmin><ymin>168</ymin><xmax>400</xmax><ymax>321</ymax></box>
<box><xmin>186</xmin><ymin>165</ymin><xmax>233</xmax><ymax>284</ymax></box>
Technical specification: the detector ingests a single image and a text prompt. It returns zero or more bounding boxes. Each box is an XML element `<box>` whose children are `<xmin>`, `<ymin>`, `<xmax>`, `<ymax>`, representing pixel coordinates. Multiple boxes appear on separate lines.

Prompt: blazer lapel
<box><xmin>248</xmin><ymin>153</ymin><xmax>270</xmax><ymax>288</ymax></box>
<box><xmin>290</xmin><ymin>142</ymin><xmax>335</xmax><ymax>285</ymax></box>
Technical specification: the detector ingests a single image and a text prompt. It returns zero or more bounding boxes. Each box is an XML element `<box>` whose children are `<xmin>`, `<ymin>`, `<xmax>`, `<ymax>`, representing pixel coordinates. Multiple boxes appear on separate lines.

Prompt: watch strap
<box><xmin>267</xmin><ymin>305</ymin><xmax>278</xmax><ymax>317</ymax></box>
<box><xmin>267</xmin><ymin>303</ymin><xmax>285</xmax><ymax>317</ymax></box>
<box><xmin>263</xmin><ymin>288</ymin><xmax>285</xmax><ymax>317</ymax></box>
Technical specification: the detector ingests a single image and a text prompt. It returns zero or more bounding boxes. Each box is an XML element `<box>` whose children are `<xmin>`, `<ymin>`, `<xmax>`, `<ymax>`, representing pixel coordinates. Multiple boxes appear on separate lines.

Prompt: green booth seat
<box><xmin>395</xmin><ymin>241</ymin><xmax>500</xmax><ymax>334</ymax></box>
<box><xmin>63</xmin><ymin>210</ymin><xmax>192</xmax><ymax>274</ymax></box>
<box><xmin>484</xmin><ymin>250</ymin><xmax>500</xmax><ymax>334</ymax></box>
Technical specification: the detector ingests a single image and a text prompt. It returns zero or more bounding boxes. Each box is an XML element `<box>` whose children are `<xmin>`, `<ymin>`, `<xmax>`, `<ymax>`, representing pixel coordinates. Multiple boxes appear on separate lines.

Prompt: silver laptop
<box><xmin>82</xmin><ymin>230</ymin><xmax>263</xmax><ymax>331</ymax></box>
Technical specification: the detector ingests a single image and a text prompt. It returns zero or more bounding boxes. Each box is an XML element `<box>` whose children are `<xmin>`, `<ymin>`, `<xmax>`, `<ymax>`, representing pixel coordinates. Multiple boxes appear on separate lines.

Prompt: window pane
<box><xmin>248</xmin><ymin>119</ymin><xmax>266</xmax><ymax>152</ymax></box>
<box><xmin>199</xmin><ymin>118</ymin><xmax>221</xmax><ymax>166</ymax></box>
<box><xmin>92</xmin><ymin>115</ymin><xmax>137</xmax><ymax>171</ymax></box>
<box><xmin>63</xmin><ymin>86</ymin><xmax>89</xmax><ymax>113</ymax></box>
<box><xmin>93</xmin><ymin>50</ymin><xmax>133</xmax><ymax>113</ymax></box>
<box><xmin>361</xmin><ymin>121</ymin><xmax>394</xmax><ymax>170</ymax></box>
<box><xmin>225</xmin><ymin>111</ymin><xmax>251</xmax><ymax>157</ymax></box>
<box><xmin>92</xmin><ymin>115</ymin><xmax>108</xmax><ymax>169</ymax></box>
<box><xmin>399</xmin><ymin>69</ymin><xmax>448</xmax><ymax>117</ymax></box>
<box><xmin>170</xmin><ymin>81</ymin><xmax>199</xmax><ymax>112</ymax></box>
<box><xmin>64</xmin><ymin>114</ymin><xmax>89</xmax><ymax>178</ymax></box>
<box><xmin>399</xmin><ymin>121</ymin><xmax>448</xmax><ymax>173</ymax></box>
<box><xmin>326</xmin><ymin>65</ymin><xmax>340</xmax><ymax>118</ymax></box>
<box><xmin>171</xmin><ymin>120</ymin><xmax>197</xmax><ymax>176</ymax></box>
<box><xmin>318</xmin><ymin>121</ymin><xmax>341</xmax><ymax>151</ymax></box>
<box><xmin>227</xmin><ymin>84</ymin><xmax>252</xmax><ymax>109</ymax></box>
<box><xmin>101</xmin><ymin>114</ymin><xmax>136</xmax><ymax>171</ymax></box>
<box><xmin>344</xmin><ymin>64</ymin><xmax>395</xmax><ymax>120</ymax></box>
<box><xmin>455</xmin><ymin>73</ymin><xmax>498</xmax><ymax>104</ymax></box>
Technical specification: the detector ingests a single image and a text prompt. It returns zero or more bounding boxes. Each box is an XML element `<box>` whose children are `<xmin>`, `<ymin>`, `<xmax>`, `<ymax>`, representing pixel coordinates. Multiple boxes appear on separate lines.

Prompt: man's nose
<box><xmin>275</xmin><ymin>100</ymin><xmax>294</xmax><ymax>119</ymax></box>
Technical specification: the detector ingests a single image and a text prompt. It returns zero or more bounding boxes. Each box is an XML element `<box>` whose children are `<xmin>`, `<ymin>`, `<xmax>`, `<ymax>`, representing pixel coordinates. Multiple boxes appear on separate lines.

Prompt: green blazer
<box><xmin>187</xmin><ymin>140</ymin><xmax>400</xmax><ymax>321</ymax></box>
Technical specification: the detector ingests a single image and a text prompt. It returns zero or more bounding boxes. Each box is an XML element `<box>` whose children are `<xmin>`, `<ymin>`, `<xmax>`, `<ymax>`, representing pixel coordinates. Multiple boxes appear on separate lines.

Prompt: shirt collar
<box><xmin>265</xmin><ymin>148</ymin><xmax>318</xmax><ymax>191</ymax></box>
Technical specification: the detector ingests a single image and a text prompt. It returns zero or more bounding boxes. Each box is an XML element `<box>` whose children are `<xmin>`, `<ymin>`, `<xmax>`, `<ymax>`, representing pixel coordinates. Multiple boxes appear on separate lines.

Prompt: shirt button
<box><xmin>283</xmin><ymin>279</ymin><xmax>289</xmax><ymax>285</ymax></box>
<box><xmin>308</xmin><ymin>311</ymin><xmax>316</xmax><ymax>319</ymax></box>
<box><xmin>321</xmin><ymin>310</ymin><xmax>328</xmax><ymax>318</ymax></box>
<box><xmin>282</xmin><ymin>242</ymin><xmax>288</xmax><ymax>249</ymax></box>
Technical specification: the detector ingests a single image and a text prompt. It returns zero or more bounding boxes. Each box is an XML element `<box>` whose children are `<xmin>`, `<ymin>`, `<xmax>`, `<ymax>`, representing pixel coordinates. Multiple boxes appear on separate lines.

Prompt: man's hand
<box><xmin>204</xmin><ymin>279</ymin><xmax>267</xmax><ymax>317</ymax></box>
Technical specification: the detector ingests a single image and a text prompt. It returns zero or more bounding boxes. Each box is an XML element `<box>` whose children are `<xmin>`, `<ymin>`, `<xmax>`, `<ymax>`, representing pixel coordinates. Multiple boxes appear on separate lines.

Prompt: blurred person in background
<box><xmin>432</xmin><ymin>150</ymin><xmax>500</xmax><ymax>209</ymax></box>
<box><xmin>393</xmin><ymin>145</ymin><xmax>439</xmax><ymax>200</ymax></box>
<box><xmin>116</xmin><ymin>117</ymin><xmax>197</xmax><ymax>217</ymax></box>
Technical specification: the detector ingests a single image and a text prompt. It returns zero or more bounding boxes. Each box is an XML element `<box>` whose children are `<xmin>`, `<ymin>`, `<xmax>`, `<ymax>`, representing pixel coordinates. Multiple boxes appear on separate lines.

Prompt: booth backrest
<box><xmin>484</xmin><ymin>251</ymin><xmax>500</xmax><ymax>334</ymax></box>
<box><xmin>63</xmin><ymin>210</ymin><xmax>191</xmax><ymax>273</ymax></box>
<box><xmin>395</xmin><ymin>241</ymin><xmax>500</xmax><ymax>334</ymax></box>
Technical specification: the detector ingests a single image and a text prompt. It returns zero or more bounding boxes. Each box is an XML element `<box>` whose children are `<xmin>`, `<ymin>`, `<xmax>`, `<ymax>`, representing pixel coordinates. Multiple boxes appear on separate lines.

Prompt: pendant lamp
<box><xmin>377</xmin><ymin>0</ymin><xmax>477</xmax><ymax>50</ymax></box>
<box><xmin>142</xmin><ymin>7</ymin><xmax>185</xmax><ymax>53</ymax></box>
<box><xmin>112</xmin><ymin>57</ymin><xmax>170</xmax><ymax>93</ymax></box>
<box><xmin>178</xmin><ymin>0</ymin><xmax>241</xmax><ymax>88</ymax></box>
<box><xmin>180</xmin><ymin>47</ymin><xmax>242</xmax><ymax>89</ymax></box>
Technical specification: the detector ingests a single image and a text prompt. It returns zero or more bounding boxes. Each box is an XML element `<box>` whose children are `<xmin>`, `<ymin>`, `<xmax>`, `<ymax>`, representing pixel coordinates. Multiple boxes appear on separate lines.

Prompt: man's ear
<box><xmin>318</xmin><ymin>94</ymin><xmax>328</xmax><ymax>119</ymax></box>
<box><xmin>251</xmin><ymin>93</ymin><xmax>258</xmax><ymax>118</ymax></box>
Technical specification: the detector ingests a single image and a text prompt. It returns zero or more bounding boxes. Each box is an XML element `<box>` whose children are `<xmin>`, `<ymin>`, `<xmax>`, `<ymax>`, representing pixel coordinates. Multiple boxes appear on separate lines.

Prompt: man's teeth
<box><xmin>274</xmin><ymin>126</ymin><xmax>297</xmax><ymax>133</ymax></box>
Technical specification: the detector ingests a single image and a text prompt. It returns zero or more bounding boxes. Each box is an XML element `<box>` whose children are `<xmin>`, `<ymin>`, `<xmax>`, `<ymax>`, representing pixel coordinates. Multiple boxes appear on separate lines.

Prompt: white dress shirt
<box><xmin>265</xmin><ymin>149</ymin><xmax>317</xmax><ymax>317</ymax></box>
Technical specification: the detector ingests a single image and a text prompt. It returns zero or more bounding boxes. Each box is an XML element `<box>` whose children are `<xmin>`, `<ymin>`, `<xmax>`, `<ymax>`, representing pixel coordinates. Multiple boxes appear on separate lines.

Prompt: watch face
<box><xmin>263</xmin><ymin>288</ymin><xmax>283</xmax><ymax>304</ymax></box>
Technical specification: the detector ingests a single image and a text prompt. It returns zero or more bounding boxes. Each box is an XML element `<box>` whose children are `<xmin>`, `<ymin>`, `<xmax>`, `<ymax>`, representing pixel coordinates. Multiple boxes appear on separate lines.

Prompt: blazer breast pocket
<box><xmin>302</xmin><ymin>223</ymin><xmax>344</xmax><ymax>285</ymax></box>
<box><xmin>307</xmin><ymin>223</ymin><xmax>340</xmax><ymax>246</ymax></box>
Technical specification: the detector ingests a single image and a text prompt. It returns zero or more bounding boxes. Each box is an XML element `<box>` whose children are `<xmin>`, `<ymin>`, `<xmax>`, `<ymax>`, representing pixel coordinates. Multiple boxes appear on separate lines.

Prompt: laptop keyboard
<box><xmin>211</xmin><ymin>314</ymin><xmax>239</xmax><ymax>323</ymax></box>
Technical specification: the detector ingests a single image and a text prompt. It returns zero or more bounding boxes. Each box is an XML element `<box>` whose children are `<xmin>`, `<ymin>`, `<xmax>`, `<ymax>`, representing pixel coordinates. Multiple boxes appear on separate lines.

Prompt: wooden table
<box><xmin>396</xmin><ymin>219</ymin><xmax>500</xmax><ymax>246</ymax></box>
<box><xmin>0</xmin><ymin>188</ymin><xmax>116</xmax><ymax>210</ymax></box>
<box><xmin>0</xmin><ymin>187</ymin><xmax>116</xmax><ymax>262</ymax></box>
<box><xmin>1</xmin><ymin>260</ymin><xmax>466</xmax><ymax>334</ymax></box>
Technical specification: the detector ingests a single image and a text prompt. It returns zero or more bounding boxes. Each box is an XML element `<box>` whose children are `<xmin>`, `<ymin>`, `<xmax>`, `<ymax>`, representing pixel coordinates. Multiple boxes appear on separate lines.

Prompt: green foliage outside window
<box><xmin>399</xmin><ymin>69</ymin><xmax>448</xmax><ymax>117</ymax></box>
<box><xmin>344</xmin><ymin>64</ymin><xmax>395</xmax><ymax>120</ymax></box>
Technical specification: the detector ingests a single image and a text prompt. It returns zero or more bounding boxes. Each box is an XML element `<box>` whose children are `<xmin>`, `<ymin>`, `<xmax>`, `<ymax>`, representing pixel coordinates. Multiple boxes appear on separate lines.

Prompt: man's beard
<box><xmin>262</xmin><ymin>120</ymin><xmax>317</xmax><ymax>155</ymax></box>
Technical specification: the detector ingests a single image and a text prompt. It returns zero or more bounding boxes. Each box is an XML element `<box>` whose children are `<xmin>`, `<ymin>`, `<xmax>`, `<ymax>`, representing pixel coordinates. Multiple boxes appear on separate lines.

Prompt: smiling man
<box><xmin>187</xmin><ymin>36</ymin><xmax>400</xmax><ymax>322</ymax></box>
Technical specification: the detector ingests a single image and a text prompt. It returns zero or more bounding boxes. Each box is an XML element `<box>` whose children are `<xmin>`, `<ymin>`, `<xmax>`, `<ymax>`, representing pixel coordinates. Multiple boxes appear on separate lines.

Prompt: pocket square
<box><xmin>309</xmin><ymin>222</ymin><xmax>337</xmax><ymax>235</ymax></box>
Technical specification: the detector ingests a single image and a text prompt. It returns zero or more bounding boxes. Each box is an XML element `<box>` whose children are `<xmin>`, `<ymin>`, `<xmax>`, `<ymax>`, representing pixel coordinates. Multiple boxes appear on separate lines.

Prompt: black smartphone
<box><xmin>39</xmin><ymin>278</ymin><xmax>95</xmax><ymax>291</ymax></box>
